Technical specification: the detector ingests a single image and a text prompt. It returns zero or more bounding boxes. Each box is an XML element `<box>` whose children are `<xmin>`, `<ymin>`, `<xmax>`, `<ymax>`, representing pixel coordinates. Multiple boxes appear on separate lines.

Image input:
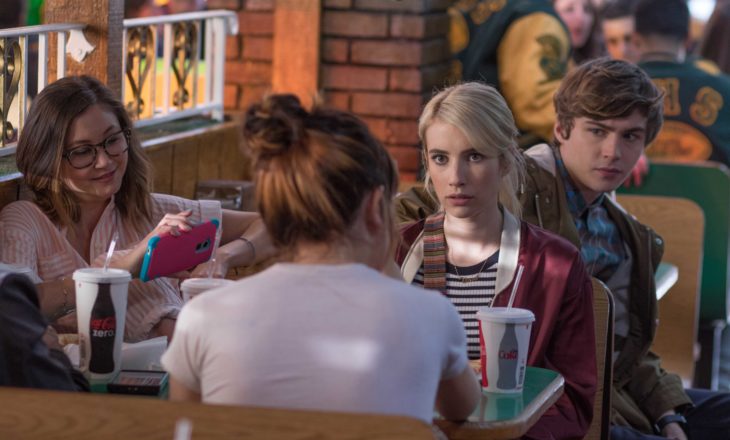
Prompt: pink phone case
<box><xmin>139</xmin><ymin>219</ymin><xmax>219</xmax><ymax>281</ymax></box>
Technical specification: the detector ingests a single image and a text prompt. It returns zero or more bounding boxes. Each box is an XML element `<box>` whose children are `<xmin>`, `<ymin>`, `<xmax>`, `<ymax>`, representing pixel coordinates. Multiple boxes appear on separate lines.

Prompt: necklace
<box><xmin>451</xmin><ymin>258</ymin><xmax>491</xmax><ymax>284</ymax></box>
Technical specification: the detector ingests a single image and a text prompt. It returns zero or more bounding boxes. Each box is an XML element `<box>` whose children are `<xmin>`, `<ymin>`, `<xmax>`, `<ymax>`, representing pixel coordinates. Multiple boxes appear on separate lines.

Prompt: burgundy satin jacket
<box><xmin>397</xmin><ymin>214</ymin><xmax>596</xmax><ymax>440</ymax></box>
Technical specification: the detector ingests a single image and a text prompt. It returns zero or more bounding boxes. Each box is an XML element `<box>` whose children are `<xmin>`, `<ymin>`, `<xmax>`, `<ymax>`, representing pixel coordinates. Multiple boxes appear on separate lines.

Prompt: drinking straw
<box><xmin>103</xmin><ymin>231</ymin><xmax>119</xmax><ymax>271</ymax></box>
<box><xmin>207</xmin><ymin>221</ymin><xmax>223</xmax><ymax>279</ymax></box>
<box><xmin>173</xmin><ymin>418</ymin><xmax>193</xmax><ymax>440</ymax></box>
<box><xmin>507</xmin><ymin>265</ymin><xmax>524</xmax><ymax>309</ymax></box>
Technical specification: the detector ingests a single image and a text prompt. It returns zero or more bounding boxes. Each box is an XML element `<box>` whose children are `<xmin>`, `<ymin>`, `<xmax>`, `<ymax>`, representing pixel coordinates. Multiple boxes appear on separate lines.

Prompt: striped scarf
<box><xmin>422</xmin><ymin>212</ymin><xmax>448</xmax><ymax>292</ymax></box>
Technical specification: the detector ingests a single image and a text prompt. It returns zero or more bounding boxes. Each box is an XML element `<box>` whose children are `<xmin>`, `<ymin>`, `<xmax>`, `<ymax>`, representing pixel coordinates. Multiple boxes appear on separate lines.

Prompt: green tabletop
<box><xmin>436</xmin><ymin>366</ymin><xmax>564</xmax><ymax>440</ymax></box>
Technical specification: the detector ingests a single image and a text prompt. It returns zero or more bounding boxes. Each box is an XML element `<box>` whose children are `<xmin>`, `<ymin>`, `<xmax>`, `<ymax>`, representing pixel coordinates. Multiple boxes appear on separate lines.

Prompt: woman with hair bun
<box><xmin>396</xmin><ymin>82</ymin><xmax>596</xmax><ymax>439</ymax></box>
<box><xmin>162</xmin><ymin>94</ymin><xmax>480</xmax><ymax>423</ymax></box>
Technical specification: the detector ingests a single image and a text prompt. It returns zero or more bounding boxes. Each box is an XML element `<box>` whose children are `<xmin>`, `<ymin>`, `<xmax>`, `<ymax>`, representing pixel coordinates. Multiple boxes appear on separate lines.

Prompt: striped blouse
<box><xmin>412</xmin><ymin>251</ymin><xmax>499</xmax><ymax>359</ymax></box>
<box><xmin>0</xmin><ymin>194</ymin><xmax>221</xmax><ymax>342</ymax></box>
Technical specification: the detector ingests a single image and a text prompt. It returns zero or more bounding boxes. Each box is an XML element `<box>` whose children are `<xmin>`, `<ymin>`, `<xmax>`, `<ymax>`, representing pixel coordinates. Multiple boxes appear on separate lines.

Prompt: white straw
<box><xmin>507</xmin><ymin>265</ymin><xmax>524</xmax><ymax>309</ymax></box>
<box><xmin>173</xmin><ymin>418</ymin><xmax>193</xmax><ymax>440</ymax></box>
<box><xmin>103</xmin><ymin>231</ymin><xmax>119</xmax><ymax>271</ymax></box>
<box><xmin>207</xmin><ymin>222</ymin><xmax>223</xmax><ymax>279</ymax></box>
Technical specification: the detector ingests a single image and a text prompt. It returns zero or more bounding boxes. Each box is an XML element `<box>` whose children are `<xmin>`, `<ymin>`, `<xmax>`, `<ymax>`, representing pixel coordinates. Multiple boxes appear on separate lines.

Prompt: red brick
<box><xmin>323</xmin><ymin>11</ymin><xmax>388</xmax><ymax>37</ymax></box>
<box><xmin>362</xmin><ymin>117</ymin><xmax>419</xmax><ymax>144</ymax></box>
<box><xmin>389</xmin><ymin>69</ymin><xmax>420</xmax><ymax>92</ymax></box>
<box><xmin>361</xmin><ymin>117</ymin><xmax>389</xmax><ymax>141</ymax></box>
<box><xmin>389</xmin><ymin>63</ymin><xmax>450</xmax><ymax>92</ymax></box>
<box><xmin>322</xmin><ymin>38</ymin><xmax>349</xmax><ymax>63</ymax></box>
<box><xmin>390</xmin><ymin>13</ymin><xmax>450</xmax><ymax>39</ymax></box>
<box><xmin>351</xmin><ymin>41</ymin><xmax>421</xmax><ymax>66</ymax></box>
<box><xmin>240</xmin><ymin>84</ymin><xmax>270</xmax><ymax>109</ymax></box>
<box><xmin>208</xmin><ymin>0</ymin><xmax>242</xmax><ymax>10</ymax></box>
<box><xmin>224</xmin><ymin>84</ymin><xmax>240</xmax><ymax>109</ymax></box>
<box><xmin>242</xmin><ymin>36</ymin><xmax>273</xmax><ymax>61</ymax></box>
<box><xmin>237</xmin><ymin>11</ymin><xmax>274</xmax><ymax>35</ymax></box>
<box><xmin>324</xmin><ymin>0</ymin><xmax>353</xmax><ymax>8</ymax></box>
<box><xmin>351</xmin><ymin>92</ymin><xmax>423</xmax><ymax>117</ymax></box>
<box><xmin>386</xmin><ymin>120</ymin><xmax>419</xmax><ymax>144</ymax></box>
<box><xmin>387</xmin><ymin>145</ymin><xmax>422</xmax><ymax>172</ymax></box>
<box><xmin>323</xmin><ymin>91</ymin><xmax>351</xmax><ymax>110</ymax></box>
<box><xmin>354</xmin><ymin>0</ymin><xmax>451</xmax><ymax>13</ymax></box>
<box><xmin>244</xmin><ymin>0</ymin><xmax>274</xmax><ymax>11</ymax></box>
<box><xmin>226</xmin><ymin>35</ymin><xmax>241</xmax><ymax>60</ymax></box>
<box><xmin>322</xmin><ymin>65</ymin><xmax>388</xmax><ymax>91</ymax></box>
<box><xmin>225</xmin><ymin>60</ymin><xmax>272</xmax><ymax>85</ymax></box>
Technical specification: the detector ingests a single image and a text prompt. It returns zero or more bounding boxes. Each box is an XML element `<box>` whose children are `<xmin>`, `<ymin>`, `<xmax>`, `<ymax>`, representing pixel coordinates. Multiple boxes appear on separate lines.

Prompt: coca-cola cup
<box><xmin>73</xmin><ymin>268</ymin><xmax>131</xmax><ymax>384</ymax></box>
<box><xmin>180</xmin><ymin>278</ymin><xmax>234</xmax><ymax>302</ymax></box>
<box><xmin>476</xmin><ymin>307</ymin><xmax>535</xmax><ymax>393</ymax></box>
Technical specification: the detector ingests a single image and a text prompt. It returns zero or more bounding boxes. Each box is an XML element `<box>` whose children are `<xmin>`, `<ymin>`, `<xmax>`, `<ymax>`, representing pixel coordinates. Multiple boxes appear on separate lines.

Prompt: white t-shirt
<box><xmin>161</xmin><ymin>263</ymin><xmax>468</xmax><ymax>423</ymax></box>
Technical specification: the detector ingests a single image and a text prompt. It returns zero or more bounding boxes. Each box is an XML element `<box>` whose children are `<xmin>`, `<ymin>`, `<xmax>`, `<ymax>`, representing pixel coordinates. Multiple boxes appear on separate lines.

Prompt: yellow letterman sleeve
<box><xmin>497</xmin><ymin>13</ymin><xmax>571</xmax><ymax>143</ymax></box>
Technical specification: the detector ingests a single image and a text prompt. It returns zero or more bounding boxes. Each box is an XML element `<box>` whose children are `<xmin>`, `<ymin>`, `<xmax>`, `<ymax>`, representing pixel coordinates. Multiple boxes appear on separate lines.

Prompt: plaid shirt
<box><xmin>555</xmin><ymin>150</ymin><xmax>625</xmax><ymax>279</ymax></box>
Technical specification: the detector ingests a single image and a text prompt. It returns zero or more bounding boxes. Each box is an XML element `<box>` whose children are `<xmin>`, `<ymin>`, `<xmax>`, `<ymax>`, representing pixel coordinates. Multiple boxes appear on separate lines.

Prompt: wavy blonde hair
<box><xmin>418</xmin><ymin>82</ymin><xmax>525</xmax><ymax>218</ymax></box>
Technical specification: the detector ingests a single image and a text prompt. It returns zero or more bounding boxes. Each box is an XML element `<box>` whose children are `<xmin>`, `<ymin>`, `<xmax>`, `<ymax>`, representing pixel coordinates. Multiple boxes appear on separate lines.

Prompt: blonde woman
<box><xmin>396</xmin><ymin>82</ymin><xmax>596</xmax><ymax>439</ymax></box>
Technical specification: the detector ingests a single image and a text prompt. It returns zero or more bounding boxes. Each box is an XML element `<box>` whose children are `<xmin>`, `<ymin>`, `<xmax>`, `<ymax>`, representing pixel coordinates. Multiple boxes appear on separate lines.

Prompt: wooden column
<box><xmin>272</xmin><ymin>0</ymin><xmax>321</xmax><ymax>108</ymax></box>
<box><xmin>44</xmin><ymin>0</ymin><xmax>124</xmax><ymax>98</ymax></box>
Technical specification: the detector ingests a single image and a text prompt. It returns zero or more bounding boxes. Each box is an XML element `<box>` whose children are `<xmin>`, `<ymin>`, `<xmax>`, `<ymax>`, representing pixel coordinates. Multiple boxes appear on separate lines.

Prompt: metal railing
<box><xmin>0</xmin><ymin>10</ymin><xmax>239</xmax><ymax>158</ymax></box>
<box><xmin>0</xmin><ymin>23</ymin><xmax>87</xmax><ymax>156</ymax></box>
<box><xmin>123</xmin><ymin>10</ymin><xmax>238</xmax><ymax>127</ymax></box>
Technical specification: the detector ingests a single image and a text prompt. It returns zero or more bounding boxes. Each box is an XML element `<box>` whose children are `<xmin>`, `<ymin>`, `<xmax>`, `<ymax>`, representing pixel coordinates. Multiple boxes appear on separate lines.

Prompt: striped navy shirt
<box><xmin>412</xmin><ymin>251</ymin><xmax>499</xmax><ymax>359</ymax></box>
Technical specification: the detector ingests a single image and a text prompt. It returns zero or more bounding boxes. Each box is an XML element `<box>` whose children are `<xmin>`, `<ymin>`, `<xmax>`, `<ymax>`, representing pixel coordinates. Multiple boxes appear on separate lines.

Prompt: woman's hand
<box><xmin>146</xmin><ymin>210</ymin><xmax>194</xmax><ymax>239</ymax></box>
<box><xmin>111</xmin><ymin>210</ymin><xmax>195</xmax><ymax>278</ymax></box>
<box><xmin>190</xmin><ymin>252</ymin><xmax>229</xmax><ymax>279</ymax></box>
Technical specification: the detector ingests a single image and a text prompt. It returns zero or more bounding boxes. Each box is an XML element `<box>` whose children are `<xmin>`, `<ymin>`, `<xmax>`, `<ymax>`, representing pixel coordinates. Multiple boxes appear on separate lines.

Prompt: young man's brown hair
<box><xmin>553</xmin><ymin>57</ymin><xmax>664</xmax><ymax>146</ymax></box>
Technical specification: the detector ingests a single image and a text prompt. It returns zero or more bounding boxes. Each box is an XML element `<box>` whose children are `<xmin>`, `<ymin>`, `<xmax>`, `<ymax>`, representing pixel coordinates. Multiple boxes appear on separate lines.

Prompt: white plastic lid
<box><xmin>181</xmin><ymin>278</ymin><xmax>234</xmax><ymax>296</ymax></box>
<box><xmin>73</xmin><ymin>268</ymin><xmax>131</xmax><ymax>284</ymax></box>
<box><xmin>476</xmin><ymin>307</ymin><xmax>535</xmax><ymax>324</ymax></box>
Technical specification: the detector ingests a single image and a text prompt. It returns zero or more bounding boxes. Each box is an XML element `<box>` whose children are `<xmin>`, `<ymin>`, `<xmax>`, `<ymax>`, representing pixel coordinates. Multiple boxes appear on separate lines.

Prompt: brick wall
<box><xmin>321</xmin><ymin>0</ymin><xmax>452</xmax><ymax>181</ymax></box>
<box><xmin>212</xmin><ymin>0</ymin><xmax>452</xmax><ymax>182</ymax></box>
<box><xmin>208</xmin><ymin>0</ymin><xmax>274</xmax><ymax>112</ymax></box>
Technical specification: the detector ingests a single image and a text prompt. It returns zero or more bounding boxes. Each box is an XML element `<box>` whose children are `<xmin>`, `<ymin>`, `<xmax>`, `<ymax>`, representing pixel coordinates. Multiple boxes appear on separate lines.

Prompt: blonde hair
<box><xmin>418</xmin><ymin>82</ymin><xmax>525</xmax><ymax>218</ymax></box>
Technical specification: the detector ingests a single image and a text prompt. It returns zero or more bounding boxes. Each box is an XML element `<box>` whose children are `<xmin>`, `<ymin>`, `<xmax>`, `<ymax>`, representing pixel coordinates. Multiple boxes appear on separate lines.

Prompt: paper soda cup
<box><xmin>476</xmin><ymin>307</ymin><xmax>535</xmax><ymax>393</ymax></box>
<box><xmin>180</xmin><ymin>277</ymin><xmax>234</xmax><ymax>302</ymax></box>
<box><xmin>73</xmin><ymin>268</ymin><xmax>131</xmax><ymax>384</ymax></box>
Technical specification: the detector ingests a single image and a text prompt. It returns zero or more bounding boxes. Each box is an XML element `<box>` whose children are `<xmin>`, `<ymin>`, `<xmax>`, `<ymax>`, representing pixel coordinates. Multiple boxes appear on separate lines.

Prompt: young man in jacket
<box><xmin>396</xmin><ymin>58</ymin><xmax>730</xmax><ymax>439</ymax></box>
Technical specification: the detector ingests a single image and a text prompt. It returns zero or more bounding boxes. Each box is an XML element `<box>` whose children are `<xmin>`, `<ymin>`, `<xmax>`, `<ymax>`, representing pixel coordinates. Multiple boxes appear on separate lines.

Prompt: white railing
<box><xmin>123</xmin><ymin>10</ymin><xmax>238</xmax><ymax>127</ymax></box>
<box><xmin>0</xmin><ymin>23</ymin><xmax>89</xmax><ymax>157</ymax></box>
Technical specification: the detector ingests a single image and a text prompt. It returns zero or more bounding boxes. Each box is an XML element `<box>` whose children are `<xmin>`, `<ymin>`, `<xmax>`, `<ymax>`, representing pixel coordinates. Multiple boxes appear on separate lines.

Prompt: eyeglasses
<box><xmin>63</xmin><ymin>128</ymin><xmax>131</xmax><ymax>169</ymax></box>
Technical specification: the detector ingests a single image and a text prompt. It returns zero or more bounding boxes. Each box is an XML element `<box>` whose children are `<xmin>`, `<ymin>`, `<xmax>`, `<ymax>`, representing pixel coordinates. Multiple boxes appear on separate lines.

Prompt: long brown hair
<box><xmin>243</xmin><ymin>94</ymin><xmax>398</xmax><ymax>251</ymax></box>
<box><xmin>16</xmin><ymin>76</ymin><xmax>152</xmax><ymax>232</ymax></box>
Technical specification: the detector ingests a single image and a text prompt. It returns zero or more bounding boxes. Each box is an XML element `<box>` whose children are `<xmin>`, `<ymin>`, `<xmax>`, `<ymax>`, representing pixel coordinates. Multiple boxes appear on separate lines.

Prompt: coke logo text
<box><xmin>91</xmin><ymin>317</ymin><xmax>116</xmax><ymax>331</ymax></box>
<box><xmin>499</xmin><ymin>349</ymin><xmax>518</xmax><ymax>360</ymax></box>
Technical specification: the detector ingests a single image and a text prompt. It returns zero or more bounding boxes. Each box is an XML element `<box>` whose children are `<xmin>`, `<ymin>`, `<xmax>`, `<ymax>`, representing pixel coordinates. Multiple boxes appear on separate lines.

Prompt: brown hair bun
<box><xmin>243</xmin><ymin>94</ymin><xmax>308</xmax><ymax>160</ymax></box>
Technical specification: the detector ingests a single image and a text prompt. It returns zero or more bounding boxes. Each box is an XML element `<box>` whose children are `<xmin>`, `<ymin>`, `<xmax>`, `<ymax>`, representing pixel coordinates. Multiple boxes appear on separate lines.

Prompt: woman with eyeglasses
<box><xmin>0</xmin><ymin>76</ymin><xmax>274</xmax><ymax>342</ymax></box>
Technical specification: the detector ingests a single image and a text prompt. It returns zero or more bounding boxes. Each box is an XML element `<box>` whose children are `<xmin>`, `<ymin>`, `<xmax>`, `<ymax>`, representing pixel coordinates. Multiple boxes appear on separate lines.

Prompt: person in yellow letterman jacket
<box><xmin>449</xmin><ymin>0</ymin><xmax>571</xmax><ymax>148</ymax></box>
<box><xmin>634</xmin><ymin>0</ymin><xmax>730</xmax><ymax>166</ymax></box>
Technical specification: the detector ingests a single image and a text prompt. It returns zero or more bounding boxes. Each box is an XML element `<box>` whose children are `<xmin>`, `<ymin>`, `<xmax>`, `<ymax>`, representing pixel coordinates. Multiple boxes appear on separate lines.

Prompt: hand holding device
<box><xmin>139</xmin><ymin>219</ymin><xmax>220</xmax><ymax>282</ymax></box>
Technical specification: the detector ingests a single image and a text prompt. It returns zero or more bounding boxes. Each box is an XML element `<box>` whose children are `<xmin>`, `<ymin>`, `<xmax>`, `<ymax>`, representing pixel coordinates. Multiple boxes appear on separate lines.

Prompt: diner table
<box><xmin>435</xmin><ymin>366</ymin><xmax>564</xmax><ymax>440</ymax></box>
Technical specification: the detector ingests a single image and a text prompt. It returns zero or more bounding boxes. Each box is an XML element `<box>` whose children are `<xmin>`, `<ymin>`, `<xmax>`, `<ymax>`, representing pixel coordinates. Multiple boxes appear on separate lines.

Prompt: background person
<box><xmin>634</xmin><ymin>0</ymin><xmax>730</xmax><ymax>166</ymax></box>
<box><xmin>449</xmin><ymin>0</ymin><xmax>571</xmax><ymax>148</ymax></box>
<box><xmin>0</xmin><ymin>76</ymin><xmax>274</xmax><ymax>342</ymax></box>
<box><xmin>600</xmin><ymin>0</ymin><xmax>639</xmax><ymax>63</ymax></box>
<box><xmin>396</xmin><ymin>82</ymin><xmax>596</xmax><ymax>439</ymax></box>
<box><xmin>697</xmin><ymin>1</ymin><xmax>730</xmax><ymax>75</ymax></box>
<box><xmin>161</xmin><ymin>94</ymin><xmax>480</xmax><ymax>424</ymax></box>
<box><xmin>0</xmin><ymin>271</ymin><xmax>88</xmax><ymax>391</ymax></box>
<box><xmin>553</xmin><ymin>0</ymin><xmax>605</xmax><ymax>64</ymax></box>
